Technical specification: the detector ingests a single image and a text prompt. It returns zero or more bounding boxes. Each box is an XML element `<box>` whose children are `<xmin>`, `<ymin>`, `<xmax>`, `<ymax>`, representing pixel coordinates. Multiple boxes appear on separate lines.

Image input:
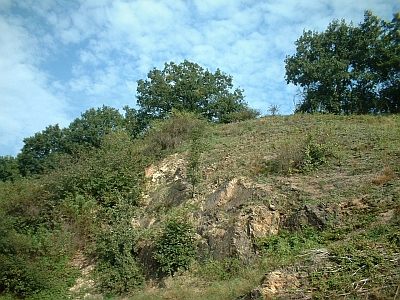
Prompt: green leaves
<box><xmin>136</xmin><ymin>60</ymin><xmax>249</xmax><ymax>127</ymax></box>
<box><xmin>286</xmin><ymin>10</ymin><xmax>400</xmax><ymax>114</ymax></box>
<box><xmin>153</xmin><ymin>214</ymin><xmax>197</xmax><ymax>276</ymax></box>
<box><xmin>17</xmin><ymin>105</ymin><xmax>127</xmax><ymax>177</ymax></box>
<box><xmin>94</xmin><ymin>195</ymin><xmax>145</xmax><ymax>294</ymax></box>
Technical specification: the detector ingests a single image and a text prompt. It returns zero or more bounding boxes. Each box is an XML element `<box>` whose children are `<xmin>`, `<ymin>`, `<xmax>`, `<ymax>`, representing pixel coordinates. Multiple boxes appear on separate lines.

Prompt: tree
<box><xmin>285</xmin><ymin>11</ymin><xmax>400</xmax><ymax>114</ymax></box>
<box><xmin>136</xmin><ymin>60</ymin><xmax>250</xmax><ymax>127</ymax></box>
<box><xmin>17</xmin><ymin>106</ymin><xmax>126</xmax><ymax>176</ymax></box>
<box><xmin>376</xmin><ymin>12</ymin><xmax>400</xmax><ymax>112</ymax></box>
<box><xmin>66</xmin><ymin>105</ymin><xmax>125</xmax><ymax>152</ymax></box>
<box><xmin>17</xmin><ymin>124</ymin><xmax>67</xmax><ymax>176</ymax></box>
<box><xmin>0</xmin><ymin>156</ymin><xmax>20</xmax><ymax>182</ymax></box>
<box><xmin>267</xmin><ymin>104</ymin><xmax>281</xmax><ymax>116</ymax></box>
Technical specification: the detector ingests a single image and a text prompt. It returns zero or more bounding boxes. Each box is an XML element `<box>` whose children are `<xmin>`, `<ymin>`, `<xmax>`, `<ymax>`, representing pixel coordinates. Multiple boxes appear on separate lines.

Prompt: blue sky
<box><xmin>1</xmin><ymin>0</ymin><xmax>399</xmax><ymax>156</ymax></box>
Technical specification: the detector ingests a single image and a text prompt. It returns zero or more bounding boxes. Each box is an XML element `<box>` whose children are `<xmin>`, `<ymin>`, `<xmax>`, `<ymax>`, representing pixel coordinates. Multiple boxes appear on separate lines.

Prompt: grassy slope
<box><xmin>131</xmin><ymin>114</ymin><xmax>400</xmax><ymax>299</ymax></box>
<box><xmin>1</xmin><ymin>114</ymin><xmax>399</xmax><ymax>300</ymax></box>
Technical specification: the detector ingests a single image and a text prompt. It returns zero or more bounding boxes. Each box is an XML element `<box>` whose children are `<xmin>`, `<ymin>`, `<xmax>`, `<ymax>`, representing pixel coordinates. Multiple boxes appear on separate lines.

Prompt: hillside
<box><xmin>1</xmin><ymin>114</ymin><xmax>399</xmax><ymax>299</ymax></box>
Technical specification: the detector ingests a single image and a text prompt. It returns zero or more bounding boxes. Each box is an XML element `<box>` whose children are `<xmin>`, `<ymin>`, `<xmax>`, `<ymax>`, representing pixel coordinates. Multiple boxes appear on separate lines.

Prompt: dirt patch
<box><xmin>69</xmin><ymin>251</ymin><xmax>99</xmax><ymax>299</ymax></box>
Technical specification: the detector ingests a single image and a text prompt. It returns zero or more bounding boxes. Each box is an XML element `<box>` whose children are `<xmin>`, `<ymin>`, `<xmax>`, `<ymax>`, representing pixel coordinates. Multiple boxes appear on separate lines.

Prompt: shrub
<box><xmin>267</xmin><ymin>133</ymin><xmax>333</xmax><ymax>174</ymax></box>
<box><xmin>142</xmin><ymin>110</ymin><xmax>205</xmax><ymax>156</ymax></box>
<box><xmin>42</xmin><ymin>130</ymin><xmax>144</xmax><ymax>207</ymax></box>
<box><xmin>93</xmin><ymin>194</ymin><xmax>145</xmax><ymax>295</ymax></box>
<box><xmin>299</xmin><ymin>134</ymin><xmax>330</xmax><ymax>172</ymax></box>
<box><xmin>0</xmin><ymin>180</ymin><xmax>80</xmax><ymax>299</ymax></box>
<box><xmin>153</xmin><ymin>213</ymin><xmax>197</xmax><ymax>276</ymax></box>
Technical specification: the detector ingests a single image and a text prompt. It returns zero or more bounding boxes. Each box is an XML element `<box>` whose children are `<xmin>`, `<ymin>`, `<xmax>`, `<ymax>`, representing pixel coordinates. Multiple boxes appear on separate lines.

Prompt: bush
<box><xmin>42</xmin><ymin>130</ymin><xmax>144</xmax><ymax>207</ymax></box>
<box><xmin>142</xmin><ymin>110</ymin><xmax>206</xmax><ymax>156</ymax></box>
<box><xmin>228</xmin><ymin>107</ymin><xmax>261</xmax><ymax>122</ymax></box>
<box><xmin>153</xmin><ymin>213</ymin><xmax>197</xmax><ymax>276</ymax></box>
<box><xmin>267</xmin><ymin>133</ymin><xmax>333</xmax><ymax>174</ymax></box>
<box><xmin>94</xmin><ymin>194</ymin><xmax>145</xmax><ymax>295</ymax></box>
<box><xmin>299</xmin><ymin>134</ymin><xmax>330</xmax><ymax>172</ymax></box>
<box><xmin>0</xmin><ymin>180</ymin><xmax>79</xmax><ymax>299</ymax></box>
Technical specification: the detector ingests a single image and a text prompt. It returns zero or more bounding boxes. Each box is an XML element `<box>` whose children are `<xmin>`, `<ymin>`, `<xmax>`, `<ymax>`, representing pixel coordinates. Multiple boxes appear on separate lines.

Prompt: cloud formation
<box><xmin>1</xmin><ymin>0</ymin><xmax>399</xmax><ymax>156</ymax></box>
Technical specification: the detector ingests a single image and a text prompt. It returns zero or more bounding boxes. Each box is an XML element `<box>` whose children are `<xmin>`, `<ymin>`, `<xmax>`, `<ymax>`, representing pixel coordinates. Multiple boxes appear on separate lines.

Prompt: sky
<box><xmin>0</xmin><ymin>0</ymin><xmax>399</xmax><ymax>156</ymax></box>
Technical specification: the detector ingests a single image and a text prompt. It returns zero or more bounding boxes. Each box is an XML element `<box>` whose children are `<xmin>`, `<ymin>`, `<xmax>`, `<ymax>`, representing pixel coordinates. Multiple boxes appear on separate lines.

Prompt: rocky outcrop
<box><xmin>139</xmin><ymin>153</ymin><xmax>349</xmax><ymax>285</ymax></box>
<box><xmin>198</xmin><ymin>178</ymin><xmax>281</xmax><ymax>262</ymax></box>
<box><xmin>283</xmin><ymin>203</ymin><xmax>342</xmax><ymax>231</ymax></box>
<box><xmin>238</xmin><ymin>248</ymin><xmax>330</xmax><ymax>299</ymax></box>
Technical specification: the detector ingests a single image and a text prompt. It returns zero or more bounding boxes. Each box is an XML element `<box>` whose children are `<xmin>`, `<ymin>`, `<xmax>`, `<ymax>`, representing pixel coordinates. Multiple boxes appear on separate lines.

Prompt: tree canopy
<box><xmin>285</xmin><ymin>11</ymin><xmax>400</xmax><ymax>114</ymax></box>
<box><xmin>136</xmin><ymin>60</ymin><xmax>253</xmax><ymax>126</ymax></box>
<box><xmin>7</xmin><ymin>61</ymin><xmax>260</xmax><ymax>178</ymax></box>
<box><xmin>16</xmin><ymin>106</ymin><xmax>126</xmax><ymax>176</ymax></box>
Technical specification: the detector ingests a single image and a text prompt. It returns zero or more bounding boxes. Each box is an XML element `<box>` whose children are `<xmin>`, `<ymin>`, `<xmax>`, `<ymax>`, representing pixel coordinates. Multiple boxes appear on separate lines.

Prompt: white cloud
<box><xmin>0</xmin><ymin>15</ymin><xmax>70</xmax><ymax>155</ymax></box>
<box><xmin>0</xmin><ymin>0</ymin><xmax>399</xmax><ymax>156</ymax></box>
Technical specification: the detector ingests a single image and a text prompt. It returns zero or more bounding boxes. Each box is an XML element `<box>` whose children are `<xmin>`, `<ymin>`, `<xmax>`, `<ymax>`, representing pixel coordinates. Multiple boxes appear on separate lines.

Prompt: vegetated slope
<box><xmin>1</xmin><ymin>114</ymin><xmax>399</xmax><ymax>300</ymax></box>
<box><xmin>129</xmin><ymin>114</ymin><xmax>400</xmax><ymax>300</ymax></box>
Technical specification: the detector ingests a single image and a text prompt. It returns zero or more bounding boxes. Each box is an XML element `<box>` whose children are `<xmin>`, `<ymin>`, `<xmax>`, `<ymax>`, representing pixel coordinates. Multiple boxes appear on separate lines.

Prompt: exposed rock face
<box><xmin>142</xmin><ymin>154</ymin><xmax>285</xmax><ymax>268</ymax></box>
<box><xmin>238</xmin><ymin>248</ymin><xmax>330</xmax><ymax>299</ymax></box>
<box><xmin>198</xmin><ymin>178</ymin><xmax>281</xmax><ymax>262</ymax></box>
<box><xmin>283</xmin><ymin>203</ymin><xmax>342</xmax><ymax>231</ymax></box>
<box><xmin>139</xmin><ymin>153</ymin><xmax>349</xmax><ymax>288</ymax></box>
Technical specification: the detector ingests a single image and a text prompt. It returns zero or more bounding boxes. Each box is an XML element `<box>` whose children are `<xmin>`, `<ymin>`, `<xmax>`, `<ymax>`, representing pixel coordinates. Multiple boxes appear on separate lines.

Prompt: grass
<box><xmin>2</xmin><ymin>113</ymin><xmax>400</xmax><ymax>299</ymax></box>
<box><xmin>123</xmin><ymin>114</ymin><xmax>400</xmax><ymax>299</ymax></box>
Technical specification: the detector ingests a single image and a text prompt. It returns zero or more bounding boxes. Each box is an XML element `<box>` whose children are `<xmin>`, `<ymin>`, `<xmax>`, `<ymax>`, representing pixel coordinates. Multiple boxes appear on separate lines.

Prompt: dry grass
<box><xmin>129</xmin><ymin>114</ymin><xmax>400</xmax><ymax>300</ymax></box>
<box><xmin>372</xmin><ymin>166</ymin><xmax>397</xmax><ymax>185</ymax></box>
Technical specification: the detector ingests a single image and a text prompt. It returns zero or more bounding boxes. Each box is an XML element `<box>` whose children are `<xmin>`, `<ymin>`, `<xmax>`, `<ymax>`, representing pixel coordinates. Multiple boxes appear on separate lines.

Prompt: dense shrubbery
<box><xmin>0</xmin><ymin>180</ymin><xmax>80</xmax><ymax>299</ymax></box>
<box><xmin>153</xmin><ymin>212</ymin><xmax>197</xmax><ymax>276</ymax></box>
<box><xmin>93</xmin><ymin>195</ymin><xmax>145</xmax><ymax>295</ymax></box>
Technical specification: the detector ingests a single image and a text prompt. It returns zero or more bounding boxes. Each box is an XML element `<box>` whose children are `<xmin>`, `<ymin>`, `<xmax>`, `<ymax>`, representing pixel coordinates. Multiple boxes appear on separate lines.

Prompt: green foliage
<box><xmin>43</xmin><ymin>130</ymin><xmax>144</xmax><ymax>207</ymax></box>
<box><xmin>57</xmin><ymin>194</ymin><xmax>98</xmax><ymax>249</ymax></box>
<box><xmin>17</xmin><ymin>106</ymin><xmax>126</xmax><ymax>177</ymax></box>
<box><xmin>1</xmin><ymin>127</ymin><xmax>148</xmax><ymax>298</ymax></box>
<box><xmin>256</xmin><ymin>227</ymin><xmax>321</xmax><ymax>259</ymax></box>
<box><xmin>299</xmin><ymin>134</ymin><xmax>330</xmax><ymax>172</ymax></box>
<box><xmin>0</xmin><ymin>156</ymin><xmax>20</xmax><ymax>182</ymax></box>
<box><xmin>153</xmin><ymin>213</ymin><xmax>197</xmax><ymax>276</ymax></box>
<box><xmin>14</xmin><ymin>61</ymin><xmax>259</xmax><ymax>178</ymax></box>
<box><xmin>197</xmin><ymin>258</ymin><xmax>244</xmax><ymax>281</ymax></box>
<box><xmin>136</xmin><ymin>60</ymin><xmax>250</xmax><ymax>127</ymax></box>
<box><xmin>310</xmin><ymin>231</ymin><xmax>399</xmax><ymax>298</ymax></box>
<box><xmin>17</xmin><ymin>124</ymin><xmax>66</xmax><ymax>176</ymax></box>
<box><xmin>286</xmin><ymin>10</ymin><xmax>400</xmax><ymax>114</ymax></box>
<box><xmin>142</xmin><ymin>110</ymin><xmax>206</xmax><ymax>156</ymax></box>
<box><xmin>267</xmin><ymin>132</ymin><xmax>332</xmax><ymax>175</ymax></box>
<box><xmin>65</xmin><ymin>105</ymin><xmax>125</xmax><ymax>152</ymax></box>
<box><xmin>94</xmin><ymin>195</ymin><xmax>145</xmax><ymax>295</ymax></box>
<box><xmin>0</xmin><ymin>181</ymin><xmax>79</xmax><ymax>299</ymax></box>
<box><xmin>227</xmin><ymin>107</ymin><xmax>261</xmax><ymax>122</ymax></box>
<box><xmin>187</xmin><ymin>125</ymin><xmax>206</xmax><ymax>197</ymax></box>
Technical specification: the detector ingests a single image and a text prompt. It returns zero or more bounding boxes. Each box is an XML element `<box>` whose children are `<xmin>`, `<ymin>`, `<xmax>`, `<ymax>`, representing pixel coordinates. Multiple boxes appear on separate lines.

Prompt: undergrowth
<box><xmin>1</xmin><ymin>114</ymin><xmax>399</xmax><ymax>299</ymax></box>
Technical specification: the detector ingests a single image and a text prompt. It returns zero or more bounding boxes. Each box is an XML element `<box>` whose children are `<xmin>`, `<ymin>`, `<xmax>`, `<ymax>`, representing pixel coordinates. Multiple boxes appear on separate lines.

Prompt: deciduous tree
<box><xmin>285</xmin><ymin>11</ymin><xmax>399</xmax><ymax>114</ymax></box>
<box><xmin>136</xmin><ymin>60</ymin><xmax>251</xmax><ymax>127</ymax></box>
